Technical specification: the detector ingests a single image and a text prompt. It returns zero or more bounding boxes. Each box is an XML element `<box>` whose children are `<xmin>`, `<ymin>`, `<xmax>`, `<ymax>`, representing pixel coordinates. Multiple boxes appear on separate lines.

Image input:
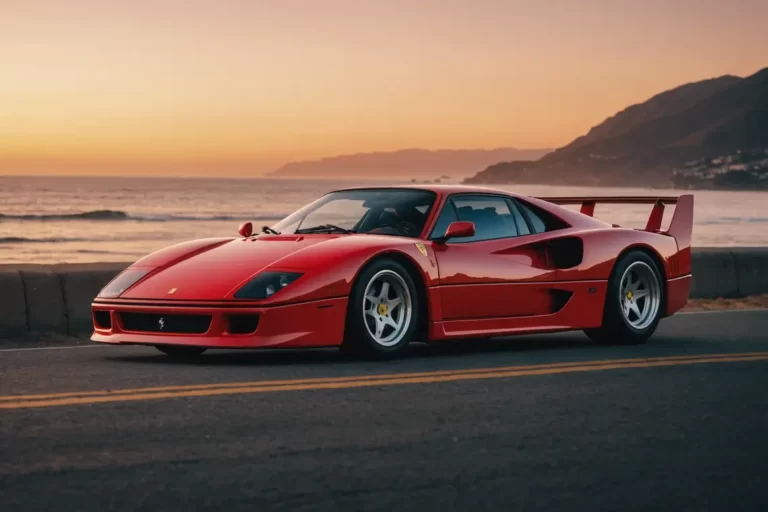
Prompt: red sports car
<box><xmin>92</xmin><ymin>185</ymin><xmax>694</xmax><ymax>358</ymax></box>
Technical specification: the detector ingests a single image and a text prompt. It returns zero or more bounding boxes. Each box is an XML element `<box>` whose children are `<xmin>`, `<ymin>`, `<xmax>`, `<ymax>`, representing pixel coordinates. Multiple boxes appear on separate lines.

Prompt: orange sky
<box><xmin>1</xmin><ymin>0</ymin><xmax>767</xmax><ymax>176</ymax></box>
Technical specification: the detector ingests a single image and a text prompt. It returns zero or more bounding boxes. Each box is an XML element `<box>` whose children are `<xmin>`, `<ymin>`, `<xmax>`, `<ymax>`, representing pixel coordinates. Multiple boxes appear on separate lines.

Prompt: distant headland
<box><xmin>267</xmin><ymin>148</ymin><xmax>552</xmax><ymax>180</ymax></box>
<box><xmin>464</xmin><ymin>66</ymin><xmax>768</xmax><ymax>190</ymax></box>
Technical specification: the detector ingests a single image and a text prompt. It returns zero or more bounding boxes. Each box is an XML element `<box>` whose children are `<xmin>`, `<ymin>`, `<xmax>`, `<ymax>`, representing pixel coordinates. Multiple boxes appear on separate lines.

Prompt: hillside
<box><xmin>268</xmin><ymin>147</ymin><xmax>552</xmax><ymax>180</ymax></box>
<box><xmin>465</xmin><ymin>67</ymin><xmax>768</xmax><ymax>189</ymax></box>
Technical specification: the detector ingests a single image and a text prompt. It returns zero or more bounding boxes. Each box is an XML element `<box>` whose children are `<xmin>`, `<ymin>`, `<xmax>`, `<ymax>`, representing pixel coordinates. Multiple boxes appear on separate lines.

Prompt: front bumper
<box><xmin>91</xmin><ymin>296</ymin><xmax>348</xmax><ymax>348</ymax></box>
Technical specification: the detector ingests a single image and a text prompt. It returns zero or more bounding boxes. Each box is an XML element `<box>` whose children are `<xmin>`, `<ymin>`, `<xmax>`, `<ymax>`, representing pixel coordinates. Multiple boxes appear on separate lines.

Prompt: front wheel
<box><xmin>342</xmin><ymin>258</ymin><xmax>420</xmax><ymax>359</ymax></box>
<box><xmin>584</xmin><ymin>251</ymin><xmax>664</xmax><ymax>345</ymax></box>
<box><xmin>154</xmin><ymin>345</ymin><xmax>208</xmax><ymax>358</ymax></box>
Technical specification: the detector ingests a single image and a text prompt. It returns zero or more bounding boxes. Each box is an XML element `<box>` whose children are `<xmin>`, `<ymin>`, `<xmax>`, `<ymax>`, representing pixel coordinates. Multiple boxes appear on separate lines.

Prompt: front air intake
<box><xmin>93</xmin><ymin>310</ymin><xmax>112</xmax><ymax>329</ymax></box>
<box><xmin>227</xmin><ymin>315</ymin><xmax>260</xmax><ymax>334</ymax></box>
<box><xmin>119</xmin><ymin>313</ymin><xmax>211</xmax><ymax>334</ymax></box>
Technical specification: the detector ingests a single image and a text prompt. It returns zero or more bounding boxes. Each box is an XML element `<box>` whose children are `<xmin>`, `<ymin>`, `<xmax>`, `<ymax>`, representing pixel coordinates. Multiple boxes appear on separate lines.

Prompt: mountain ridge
<box><xmin>268</xmin><ymin>147</ymin><xmax>553</xmax><ymax>179</ymax></box>
<box><xmin>558</xmin><ymin>74</ymin><xmax>742</xmax><ymax>154</ymax></box>
<box><xmin>465</xmin><ymin>66</ymin><xmax>768</xmax><ymax>189</ymax></box>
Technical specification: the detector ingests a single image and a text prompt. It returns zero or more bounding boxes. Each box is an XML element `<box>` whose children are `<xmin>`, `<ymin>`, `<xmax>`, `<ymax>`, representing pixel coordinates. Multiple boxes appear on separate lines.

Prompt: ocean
<box><xmin>2</xmin><ymin>175</ymin><xmax>768</xmax><ymax>264</ymax></box>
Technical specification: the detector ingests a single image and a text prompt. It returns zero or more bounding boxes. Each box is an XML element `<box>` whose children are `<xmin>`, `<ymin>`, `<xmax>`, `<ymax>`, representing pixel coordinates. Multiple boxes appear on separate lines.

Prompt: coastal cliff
<box><xmin>465</xmin><ymin>67</ymin><xmax>768</xmax><ymax>189</ymax></box>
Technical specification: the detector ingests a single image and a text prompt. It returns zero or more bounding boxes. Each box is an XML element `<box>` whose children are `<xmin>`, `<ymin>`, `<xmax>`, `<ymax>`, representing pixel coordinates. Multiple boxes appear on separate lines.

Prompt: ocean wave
<box><xmin>75</xmin><ymin>249</ymin><xmax>146</xmax><ymax>255</ymax></box>
<box><xmin>0</xmin><ymin>236</ymin><xmax>89</xmax><ymax>244</ymax></box>
<box><xmin>700</xmin><ymin>216</ymin><xmax>768</xmax><ymax>225</ymax></box>
<box><xmin>1</xmin><ymin>232</ymin><xmax>238</xmax><ymax>244</ymax></box>
<box><xmin>0</xmin><ymin>210</ymin><xmax>288</xmax><ymax>222</ymax></box>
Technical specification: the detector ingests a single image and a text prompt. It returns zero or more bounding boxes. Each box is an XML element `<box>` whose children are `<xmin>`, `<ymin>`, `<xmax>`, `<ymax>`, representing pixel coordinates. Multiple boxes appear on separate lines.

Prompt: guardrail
<box><xmin>1</xmin><ymin>248</ymin><xmax>767</xmax><ymax>337</ymax></box>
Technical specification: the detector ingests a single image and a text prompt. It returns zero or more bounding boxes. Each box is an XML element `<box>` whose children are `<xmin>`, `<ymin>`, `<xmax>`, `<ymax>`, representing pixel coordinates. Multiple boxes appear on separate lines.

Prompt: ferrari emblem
<box><xmin>168</xmin><ymin>288</ymin><xmax>177</xmax><ymax>295</ymax></box>
<box><xmin>626</xmin><ymin>290</ymin><xmax>633</xmax><ymax>300</ymax></box>
<box><xmin>158</xmin><ymin>318</ymin><xmax>165</xmax><ymax>331</ymax></box>
<box><xmin>378</xmin><ymin>303</ymin><xmax>388</xmax><ymax>316</ymax></box>
<box><xmin>415</xmin><ymin>242</ymin><xmax>428</xmax><ymax>257</ymax></box>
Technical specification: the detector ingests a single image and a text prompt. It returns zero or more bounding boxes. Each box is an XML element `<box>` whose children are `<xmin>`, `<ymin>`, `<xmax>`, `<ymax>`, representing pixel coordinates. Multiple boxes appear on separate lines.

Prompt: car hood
<box><xmin>122</xmin><ymin>235</ymin><xmax>331</xmax><ymax>300</ymax></box>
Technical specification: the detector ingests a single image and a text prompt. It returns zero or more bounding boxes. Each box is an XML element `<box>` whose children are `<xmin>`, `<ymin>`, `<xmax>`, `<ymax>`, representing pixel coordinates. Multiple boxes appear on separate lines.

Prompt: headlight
<box><xmin>234</xmin><ymin>272</ymin><xmax>303</xmax><ymax>299</ymax></box>
<box><xmin>98</xmin><ymin>268</ymin><xmax>151</xmax><ymax>298</ymax></box>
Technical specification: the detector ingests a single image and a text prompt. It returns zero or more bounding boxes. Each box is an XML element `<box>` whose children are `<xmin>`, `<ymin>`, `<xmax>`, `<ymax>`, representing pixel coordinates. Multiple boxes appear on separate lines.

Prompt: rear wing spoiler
<box><xmin>537</xmin><ymin>195</ymin><xmax>694</xmax><ymax>250</ymax></box>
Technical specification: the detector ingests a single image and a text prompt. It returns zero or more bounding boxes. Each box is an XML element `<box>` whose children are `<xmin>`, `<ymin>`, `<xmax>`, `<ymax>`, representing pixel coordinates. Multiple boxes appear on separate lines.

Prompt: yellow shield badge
<box><xmin>415</xmin><ymin>242</ymin><xmax>428</xmax><ymax>257</ymax></box>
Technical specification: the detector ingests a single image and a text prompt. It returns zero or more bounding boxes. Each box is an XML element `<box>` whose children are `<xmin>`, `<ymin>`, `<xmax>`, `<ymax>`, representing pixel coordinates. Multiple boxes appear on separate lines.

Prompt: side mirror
<box><xmin>238</xmin><ymin>222</ymin><xmax>253</xmax><ymax>237</ymax></box>
<box><xmin>435</xmin><ymin>221</ymin><xmax>475</xmax><ymax>244</ymax></box>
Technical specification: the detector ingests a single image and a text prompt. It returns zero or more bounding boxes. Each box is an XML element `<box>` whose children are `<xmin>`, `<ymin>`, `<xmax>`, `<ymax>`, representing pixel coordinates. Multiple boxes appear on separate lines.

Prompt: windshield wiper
<box><xmin>261</xmin><ymin>226</ymin><xmax>281</xmax><ymax>235</ymax></box>
<box><xmin>295</xmin><ymin>224</ymin><xmax>354</xmax><ymax>234</ymax></box>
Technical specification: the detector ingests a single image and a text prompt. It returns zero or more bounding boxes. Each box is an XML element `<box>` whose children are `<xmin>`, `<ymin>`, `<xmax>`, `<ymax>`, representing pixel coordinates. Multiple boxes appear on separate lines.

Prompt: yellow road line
<box><xmin>2</xmin><ymin>351</ymin><xmax>766</xmax><ymax>403</ymax></box>
<box><xmin>2</xmin><ymin>352</ymin><xmax>767</xmax><ymax>410</ymax></box>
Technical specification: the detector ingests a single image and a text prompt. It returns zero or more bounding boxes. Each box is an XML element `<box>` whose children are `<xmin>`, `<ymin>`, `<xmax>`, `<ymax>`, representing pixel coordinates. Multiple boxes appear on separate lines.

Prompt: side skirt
<box><xmin>428</xmin><ymin>280</ymin><xmax>608</xmax><ymax>340</ymax></box>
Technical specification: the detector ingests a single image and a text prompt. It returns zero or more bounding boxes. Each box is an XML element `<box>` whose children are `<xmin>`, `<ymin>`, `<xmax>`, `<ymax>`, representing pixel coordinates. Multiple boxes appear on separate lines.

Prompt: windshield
<box><xmin>271</xmin><ymin>189</ymin><xmax>438</xmax><ymax>238</ymax></box>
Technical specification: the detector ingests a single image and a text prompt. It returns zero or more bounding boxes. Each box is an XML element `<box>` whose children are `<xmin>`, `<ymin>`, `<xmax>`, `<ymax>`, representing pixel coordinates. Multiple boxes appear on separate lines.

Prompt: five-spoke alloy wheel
<box><xmin>362</xmin><ymin>269</ymin><xmax>413</xmax><ymax>347</ymax></box>
<box><xmin>343</xmin><ymin>258</ymin><xmax>420</xmax><ymax>358</ymax></box>
<box><xmin>585</xmin><ymin>250</ymin><xmax>665</xmax><ymax>345</ymax></box>
<box><xmin>618</xmin><ymin>261</ymin><xmax>661</xmax><ymax>331</ymax></box>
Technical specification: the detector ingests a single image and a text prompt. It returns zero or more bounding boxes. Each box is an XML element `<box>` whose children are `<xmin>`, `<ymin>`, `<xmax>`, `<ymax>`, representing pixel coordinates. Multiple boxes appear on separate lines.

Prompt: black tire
<box><xmin>154</xmin><ymin>345</ymin><xmax>208</xmax><ymax>358</ymax></box>
<box><xmin>584</xmin><ymin>250</ymin><xmax>664</xmax><ymax>345</ymax></box>
<box><xmin>341</xmin><ymin>258</ymin><xmax>421</xmax><ymax>359</ymax></box>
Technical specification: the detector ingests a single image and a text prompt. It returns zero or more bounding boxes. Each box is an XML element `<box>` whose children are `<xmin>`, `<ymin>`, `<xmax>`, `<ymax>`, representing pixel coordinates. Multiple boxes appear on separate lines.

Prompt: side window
<box><xmin>429</xmin><ymin>200</ymin><xmax>458</xmax><ymax>239</ymax></box>
<box><xmin>450</xmin><ymin>195</ymin><xmax>518</xmax><ymax>242</ymax></box>
<box><xmin>507</xmin><ymin>199</ymin><xmax>531</xmax><ymax>236</ymax></box>
<box><xmin>515</xmin><ymin>199</ymin><xmax>568</xmax><ymax>234</ymax></box>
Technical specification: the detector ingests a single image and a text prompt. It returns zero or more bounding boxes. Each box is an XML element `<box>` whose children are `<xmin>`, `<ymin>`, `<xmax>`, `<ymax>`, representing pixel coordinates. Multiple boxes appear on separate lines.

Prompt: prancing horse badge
<box><xmin>415</xmin><ymin>242</ymin><xmax>428</xmax><ymax>257</ymax></box>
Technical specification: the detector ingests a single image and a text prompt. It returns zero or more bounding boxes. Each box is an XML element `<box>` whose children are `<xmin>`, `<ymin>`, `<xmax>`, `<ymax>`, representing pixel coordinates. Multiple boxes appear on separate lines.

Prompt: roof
<box><xmin>333</xmin><ymin>183</ymin><xmax>515</xmax><ymax>196</ymax></box>
<box><xmin>327</xmin><ymin>182</ymin><xmax>613</xmax><ymax>230</ymax></box>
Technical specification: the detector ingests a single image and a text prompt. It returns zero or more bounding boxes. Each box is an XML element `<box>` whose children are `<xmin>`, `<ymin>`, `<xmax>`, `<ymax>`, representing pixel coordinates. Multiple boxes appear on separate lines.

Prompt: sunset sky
<box><xmin>2</xmin><ymin>0</ymin><xmax>767</xmax><ymax>176</ymax></box>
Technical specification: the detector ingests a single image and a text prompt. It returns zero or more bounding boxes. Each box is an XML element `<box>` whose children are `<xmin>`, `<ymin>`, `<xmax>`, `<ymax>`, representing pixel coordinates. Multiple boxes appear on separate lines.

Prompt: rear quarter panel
<box><xmin>555</xmin><ymin>228</ymin><xmax>681</xmax><ymax>281</ymax></box>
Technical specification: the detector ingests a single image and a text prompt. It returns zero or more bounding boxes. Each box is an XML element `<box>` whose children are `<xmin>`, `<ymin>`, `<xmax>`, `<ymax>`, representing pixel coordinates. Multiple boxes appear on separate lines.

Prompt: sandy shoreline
<box><xmin>683</xmin><ymin>294</ymin><xmax>768</xmax><ymax>311</ymax></box>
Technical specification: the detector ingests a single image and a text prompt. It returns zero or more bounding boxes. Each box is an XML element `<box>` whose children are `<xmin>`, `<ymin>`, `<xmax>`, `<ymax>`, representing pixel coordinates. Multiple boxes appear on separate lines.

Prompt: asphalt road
<box><xmin>2</xmin><ymin>309</ymin><xmax>768</xmax><ymax>512</ymax></box>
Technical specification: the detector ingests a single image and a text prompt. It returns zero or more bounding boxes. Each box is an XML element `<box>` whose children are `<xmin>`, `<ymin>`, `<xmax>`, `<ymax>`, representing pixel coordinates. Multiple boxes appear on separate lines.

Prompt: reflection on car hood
<box><xmin>122</xmin><ymin>235</ymin><xmax>331</xmax><ymax>300</ymax></box>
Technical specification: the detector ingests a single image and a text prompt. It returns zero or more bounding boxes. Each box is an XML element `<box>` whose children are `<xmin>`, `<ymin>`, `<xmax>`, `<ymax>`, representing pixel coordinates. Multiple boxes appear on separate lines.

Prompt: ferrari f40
<box><xmin>92</xmin><ymin>185</ymin><xmax>694</xmax><ymax>358</ymax></box>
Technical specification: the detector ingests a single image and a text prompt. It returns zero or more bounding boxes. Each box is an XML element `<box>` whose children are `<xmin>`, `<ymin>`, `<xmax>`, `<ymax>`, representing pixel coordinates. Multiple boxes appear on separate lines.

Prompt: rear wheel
<box><xmin>584</xmin><ymin>250</ymin><xmax>664</xmax><ymax>345</ymax></box>
<box><xmin>154</xmin><ymin>345</ymin><xmax>207</xmax><ymax>358</ymax></box>
<box><xmin>342</xmin><ymin>258</ymin><xmax>420</xmax><ymax>359</ymax></box>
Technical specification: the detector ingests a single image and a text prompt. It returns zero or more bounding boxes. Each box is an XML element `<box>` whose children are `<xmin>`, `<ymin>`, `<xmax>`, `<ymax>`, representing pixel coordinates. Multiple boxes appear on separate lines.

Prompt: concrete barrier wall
<box><xmin>0</xmin><ymin>248</ymin><xmax>767</xmax><ymax>337</ymax></box>
<box><xmin>689</xmin><ymin>248</ymin><xmax>768</xmax><ymax>299</ymax></box>
<box><xmin>0</xmin><ymin>263</ymin><xmax>129</xmax><ymax>338</ymax></box>
<box><xmin>0</xmin><ymin>270</ymin><xmax>27</xmax><ymax>336</ymax></box>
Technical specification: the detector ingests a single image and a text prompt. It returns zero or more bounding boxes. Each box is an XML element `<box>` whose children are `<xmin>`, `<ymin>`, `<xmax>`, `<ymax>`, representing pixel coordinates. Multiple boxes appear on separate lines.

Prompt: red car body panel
<box><xmin>123</xmin><ymin>234</ymin><xmax>439</xmax><ymax>303</ymax></box>
<box><xmin>93</xmin><ymin>297</ymin><xmax>349</xmax><ymax>348</ymax></box>
<box><xmin>91</xmin><ymin>185</ymin><xmax>694</xmax><ymax>349</ymax></box>
<box><xmin>428</xmin><ymin>279</ymin><xmax>607</xmax><ymax>340</ymax></box>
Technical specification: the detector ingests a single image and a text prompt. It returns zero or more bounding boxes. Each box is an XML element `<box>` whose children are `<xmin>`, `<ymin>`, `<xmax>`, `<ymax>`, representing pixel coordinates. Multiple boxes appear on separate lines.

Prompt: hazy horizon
<box><xmin>2</xmin><ymin>0</ymin><xmax>767</xmax><ymax>177</ymax></box>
